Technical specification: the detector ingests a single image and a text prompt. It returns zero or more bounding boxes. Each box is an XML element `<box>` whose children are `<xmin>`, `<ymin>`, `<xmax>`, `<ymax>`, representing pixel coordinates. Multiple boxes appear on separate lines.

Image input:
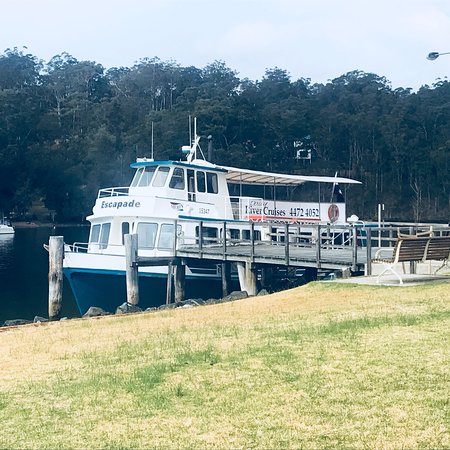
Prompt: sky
<box><xmin>2</xmin><ymin>0</ymin><xmax>450</xmax><ymax>90</ymax></box>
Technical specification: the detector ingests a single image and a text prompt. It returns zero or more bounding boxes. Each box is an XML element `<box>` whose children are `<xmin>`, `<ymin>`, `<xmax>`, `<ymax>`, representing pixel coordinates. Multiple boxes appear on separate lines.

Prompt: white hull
<box><xmin>0</xmin><ymin>225</ymin><xmax>14</xmax><ymax>234</ymax></box>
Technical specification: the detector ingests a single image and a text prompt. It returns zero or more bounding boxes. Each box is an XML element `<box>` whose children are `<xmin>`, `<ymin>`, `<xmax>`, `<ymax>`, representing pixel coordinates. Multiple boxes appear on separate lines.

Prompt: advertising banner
<box><xmin>239</xmin><ymin>198</ymin><xmax>346</xmax><ymax>224</ymax></box>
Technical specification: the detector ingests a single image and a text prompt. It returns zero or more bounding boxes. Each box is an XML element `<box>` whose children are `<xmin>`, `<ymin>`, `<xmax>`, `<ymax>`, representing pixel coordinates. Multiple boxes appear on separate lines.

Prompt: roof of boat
<box><xmin>216</xmin><ymin>164</ymin><xmax>361</xmax><ymax>185</ymax></box>
<box><xmin>130</xmin><ymin>159</ymin><xmax>361</xmax><ymax>186</ymax></box>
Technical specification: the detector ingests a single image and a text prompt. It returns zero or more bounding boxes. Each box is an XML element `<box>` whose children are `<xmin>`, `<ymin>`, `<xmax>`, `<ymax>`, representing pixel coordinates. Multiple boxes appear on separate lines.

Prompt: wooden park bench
<box><xmin>426</xmin><ymin>236</ymin><xmax>450</xmax><ymax>275</ymax></box>
<box><xmin>373</xmin><ymin>232</ymin><xmax>450</xmax><ymax>285</ymax></box>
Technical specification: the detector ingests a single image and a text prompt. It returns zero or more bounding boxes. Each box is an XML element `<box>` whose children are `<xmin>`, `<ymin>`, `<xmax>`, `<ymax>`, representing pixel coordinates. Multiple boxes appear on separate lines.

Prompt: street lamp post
<box><xmin>427</xmin><ymin>51</ymin><xmax>450</xmax><ymax>61</ymax></box>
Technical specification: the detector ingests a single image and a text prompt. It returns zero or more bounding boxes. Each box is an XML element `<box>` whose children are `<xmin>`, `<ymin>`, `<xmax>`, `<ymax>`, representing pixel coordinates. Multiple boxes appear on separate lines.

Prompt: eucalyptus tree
<box><xmin>250</xmin><ymin>68</ymin><xmax>312</xmax><ymax>171</ymax></box>
<box><xmin>44</xmin><ymin>53</ymin><xmax>110</xmax><ymax>133</ymax></box>
<box><xmin>0</xmin><ymin>48</ymin><xmax>46</xmax><ymax>215</ymax></box>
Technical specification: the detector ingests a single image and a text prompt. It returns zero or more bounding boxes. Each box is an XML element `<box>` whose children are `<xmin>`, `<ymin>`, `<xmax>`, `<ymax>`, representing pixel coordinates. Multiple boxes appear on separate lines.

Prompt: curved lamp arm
<box><xmin>427</xmin><ymin>51</ymin><xmax>450</xmax><ymax>61</ymax></box>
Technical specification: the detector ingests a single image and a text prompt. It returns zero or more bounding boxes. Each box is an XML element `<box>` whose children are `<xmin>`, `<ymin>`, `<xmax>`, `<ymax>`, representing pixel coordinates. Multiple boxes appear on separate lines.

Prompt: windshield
<box><xmin>131</xmin><ymin>166</ymin><xmax>157</xmax><ymax>187</ymax></box>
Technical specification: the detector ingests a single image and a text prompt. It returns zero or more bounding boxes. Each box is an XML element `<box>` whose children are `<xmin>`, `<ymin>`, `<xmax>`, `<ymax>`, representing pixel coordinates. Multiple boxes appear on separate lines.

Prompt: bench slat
<box><xmin>425</xmin><ymin>237</ymin><xmax>450</xmax><ymax>260</ymax></box>
<box><xmin>396</xmin><ymin>238</ymin><xmax>429</xmax><ymax>263</ymax></box>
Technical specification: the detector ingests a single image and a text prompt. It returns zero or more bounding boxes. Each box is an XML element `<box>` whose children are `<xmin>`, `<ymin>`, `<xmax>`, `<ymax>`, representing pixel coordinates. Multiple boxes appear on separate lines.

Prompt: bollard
<box><xmin>48</xmin><ymin>236</ymin><xmax>64</xmax><ymax>320</ymax></box>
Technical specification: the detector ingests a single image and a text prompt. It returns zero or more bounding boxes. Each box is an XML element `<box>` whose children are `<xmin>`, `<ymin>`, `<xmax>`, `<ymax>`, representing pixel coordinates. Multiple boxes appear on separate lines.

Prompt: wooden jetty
<box><xmin>131</xmin><ymin>221</ymin><xmax>373</xmax><ymax>302</ymax></box>
<box><xmin>48</xmin><ymin>221</ymin><xmax>450</xmax><ymax>316</ymax></box>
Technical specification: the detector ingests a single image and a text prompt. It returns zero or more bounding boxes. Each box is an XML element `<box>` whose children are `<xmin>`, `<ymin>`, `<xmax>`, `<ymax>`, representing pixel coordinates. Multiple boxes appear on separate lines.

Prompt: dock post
<box><xmin>48</xmin><ymin>236</ymin><xmax>64</xmax><ymax>320</ymax></box>
<box><xmin>198</xmin><ymin>221</ymin><xmax>203</xmax><ymax>257</ymax></box>
<box><xmin>221</xmin><ymin>261</ymin><xmax>231</xmax><ymax>297</ymax></box>
<box><xmin>352</xmin><ymin>226</ymin><xmax>358</xmax><ymax>271</ymax></box>
<box><xmin>125</xmin><ymin>234</ymin><xmax>139</xmax><ymax>306</ymax></box>
<box><xmin>260</xmin><ymin>265</ymin><xmax>274</xmax><ymax>288</ymax></box>
<box><xmin>284</xmin><ymin>223</ymin><xmax>290</xmax><ymax>265</ymax></box>
<box><xmin>250</xmin><ymin>222</ymin><xmax>255</xmax><ymax>260</ymax></box>
<box><xmin>236</xmin><ymin>262</ymin><xmax>257</xmax><ymax>296</ymax></box>
<box><xmin>222</xmin><ymin>221</ymin><xmax>227</xmax><ymax>256</ymax></box>
<box><xmin>366</xmin><ymin>228</ymin><xmax>372</xmax><ymax>275</ymax></box>
<box><xmin>174</xmin><ymin>262</ymin><xmax>185</xmax><ymax>303</ymax></box>
<box><xmin>245</xmin><ymin>262</ymin><xmax>257</xmax><ymax>296</ymax></box>
<box><xmin>315</xmin><ymin>224</ymin><xmax>322</xmax><ymax>268</ymax></box>
<box><xmin>166</xmin><ymin>262</ymin><xmax>173</xmax><ymax>304</ymax></box>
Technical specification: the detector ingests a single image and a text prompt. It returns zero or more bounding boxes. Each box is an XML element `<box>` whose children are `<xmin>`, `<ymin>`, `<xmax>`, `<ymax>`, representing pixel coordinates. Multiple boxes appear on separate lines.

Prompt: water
<box><xmin>0</xmin><ymin>226</ymin><xmax>89</xmax><ymax>324</ymax></box>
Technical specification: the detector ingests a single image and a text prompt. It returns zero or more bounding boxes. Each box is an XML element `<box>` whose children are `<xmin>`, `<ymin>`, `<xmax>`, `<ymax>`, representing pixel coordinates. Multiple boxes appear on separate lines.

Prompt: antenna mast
<box><xmin>151</xmin><ymin>121</ymin><xmax>154</xmax><ymax>160</ymax></box>
<box><xmin>188</xmin><ymin>115</ymin><xmax>192</xmax><ymax>146</ymax></box>
<box><xmin>193</xmin><ymin>117</ymin><xmax>197</xmax><ymax>159</ymax></box>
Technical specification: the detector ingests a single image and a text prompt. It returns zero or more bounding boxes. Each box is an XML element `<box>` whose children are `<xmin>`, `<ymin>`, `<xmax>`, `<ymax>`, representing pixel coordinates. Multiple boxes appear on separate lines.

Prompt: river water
<box><xmin>0</xmin><ymin>226</ymin><xmax>89</xmax><ymax>324</ymax></box>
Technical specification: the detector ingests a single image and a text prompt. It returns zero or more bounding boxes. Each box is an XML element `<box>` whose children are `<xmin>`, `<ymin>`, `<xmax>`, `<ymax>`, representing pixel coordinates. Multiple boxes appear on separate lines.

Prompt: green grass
<box><xmin>0</xmin><ymin>281</ymin><xmax>448</xmax><ymax>448</ymax></box>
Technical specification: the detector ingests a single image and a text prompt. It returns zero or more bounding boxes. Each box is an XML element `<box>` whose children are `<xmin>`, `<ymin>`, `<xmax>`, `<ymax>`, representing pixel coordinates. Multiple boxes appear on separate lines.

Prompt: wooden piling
<box><xmin>236</xmin><ymin>261</ymin><xmax>257</xmax><ymax>296</ymax></box>
<box><xmin>245</xmin><ymin>262</ymin><xmax>257</xmax><ymax>296</ymax></box>
<box><xmin>260</xmin><ymin>266</ymin><xmax>274</xmax><ymax>288</ymax></box>
<box><xmin>48</xmin><ymin>236</ymin><xmax>64</xmax><ymax>320</ymax></box>
<box><xmin>174</xmin><ymin>263</ymin><xmax>186</xmax><ymax>303</ymax></box>
<box><xmin>221</xmin><ymin>261</ymin><xmax>231</xmax><ymax>297</ymax></box>
<box><xmin>125</xmin><ymin>233</ymin><xmax>139</xmax><ymax>305</ymax></box>
<box><xmin>166</xmin><ymin>262</ymin><xmax>173</xmax><ymax>304</ymax></box>
<box><xmin>365</xmin><ymin>228</ymin><xmax>372</xmax><ymax>275</ymax></box>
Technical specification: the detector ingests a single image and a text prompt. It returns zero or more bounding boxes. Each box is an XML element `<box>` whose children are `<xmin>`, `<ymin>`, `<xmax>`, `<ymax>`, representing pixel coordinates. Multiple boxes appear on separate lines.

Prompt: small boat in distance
<box><xmin>63</xmin><ymin>120</ymin><xmax>362</xmax><ymax>314</ymax></box>
<box><xmin>0</xmin><ymin>218</ymin><xmax>14</xmax><ymax>234</ymax></box>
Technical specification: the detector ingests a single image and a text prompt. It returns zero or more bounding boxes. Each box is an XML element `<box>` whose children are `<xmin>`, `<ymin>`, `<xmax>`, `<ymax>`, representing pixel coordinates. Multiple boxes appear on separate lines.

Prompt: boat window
<box><xmin>152</xmin><ymin>167</ymin><xmax>170</xmax><ymax>187</ymax></box>
<box><xmin>206</xmin><ymin>173</ymin><xmax>218</xmax><ymax>194</ymax></box>
<box><xmin>195</xmin><ymin>226</ymin><xmax>218</xmax><ymax>244</ymax></box>
<box><xmin>158</xmin><ymin>223</ymin><xmax>175</xmax><ymax>249</ymax></box>
<box><xmin>121</xmin><ymin>222</ymin><xmax>130</xmax><ymax>245</ymax></box>
<box><xmin>137</xmin><ymin>222</ymin><xmax>158</xmax><ymax>249</ymax></box>
<box><xmin>196</xmin><ymin>171</ymin><xmax>206</xmax><ymax>192</ymax></box>
<box><xmin>90</xmin><ymin>224</ymin><xmax>101</xmax><ymax>243</ymax></box>
<box><xmin>131</xmin><ymin>166</ymin><xmax>157</xmax><ymax>187</ymax></box>
<box><xmin>169</xmin><ymin>167</ymin><xmax>185</xmax><ymax>190</ymax></box>
<box><xmin>229</xmin><ymin>228</ymin><xmax>240</xmax><ymax>240</ymax></box>
<box><xmin>187</xmin><ymin>169</ymin><xmax>196</xmax><ymax>201</ymax></box>
<box><xmin>138</xmin><ymin>166</ymin><xmax>157</xmax><ymax>187</ymax></box>
<box><xmin>130</xmin><ymin>168</ymin><xmax>144</xmax><ymax>188</ymax></box>
<box><xmin>242</xmin><ymin>229</ymin><xmax>261</xmax><ymax>241</ymax></box>
<box><xmin>99</xmin><ymin>223</ymin><xmax>111</xmax><ymax>249</ymax></box>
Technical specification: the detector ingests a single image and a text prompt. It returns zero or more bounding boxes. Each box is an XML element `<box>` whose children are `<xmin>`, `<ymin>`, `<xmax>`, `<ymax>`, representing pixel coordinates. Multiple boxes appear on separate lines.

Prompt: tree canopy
<box><xmin>0</xmin><ymin>49</ymin><xmax>449</xmax><ymax>223</ymax></box>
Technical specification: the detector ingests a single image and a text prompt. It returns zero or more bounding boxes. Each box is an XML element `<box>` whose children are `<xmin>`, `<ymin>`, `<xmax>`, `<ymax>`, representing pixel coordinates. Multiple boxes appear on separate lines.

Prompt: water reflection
<box><xmin>0</xmin><ymin>234</ymin><xmax>14</xmax><ymax>271</ymax></box>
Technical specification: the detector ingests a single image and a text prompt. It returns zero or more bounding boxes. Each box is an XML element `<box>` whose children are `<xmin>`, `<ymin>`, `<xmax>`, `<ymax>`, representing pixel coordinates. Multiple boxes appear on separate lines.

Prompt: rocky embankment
<box><xmin>1</xmin><ymin>289</ymin><xmax>269</xmax><ymax>327</ymax></box>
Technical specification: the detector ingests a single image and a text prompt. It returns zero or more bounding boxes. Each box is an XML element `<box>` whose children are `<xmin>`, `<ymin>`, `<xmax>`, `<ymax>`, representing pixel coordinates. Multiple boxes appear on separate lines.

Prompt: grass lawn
<box><xmin>0</xmin><ymin>281</ymin><xmax>448</xmax><ymax>449</ymax></box>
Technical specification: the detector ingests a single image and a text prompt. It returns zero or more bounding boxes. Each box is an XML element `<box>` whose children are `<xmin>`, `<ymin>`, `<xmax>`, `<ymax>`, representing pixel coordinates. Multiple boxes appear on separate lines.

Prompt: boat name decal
<box><xmin>100</xmin><ymin>199</ymin><xmax>141</xmax><ymax>209</ymax></box>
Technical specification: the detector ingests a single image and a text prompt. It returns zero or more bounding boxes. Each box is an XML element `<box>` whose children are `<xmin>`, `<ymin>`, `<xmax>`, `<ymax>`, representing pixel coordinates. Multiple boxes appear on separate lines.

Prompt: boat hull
<box><xmin>0</xmin><ymin>226</ymin><xmax>14</xmax><ymax>234</ymax></box>
<box><xmin>63</xmin><ymin>267</ymin><xmax>229</xmax><ymax>315</ymax></box>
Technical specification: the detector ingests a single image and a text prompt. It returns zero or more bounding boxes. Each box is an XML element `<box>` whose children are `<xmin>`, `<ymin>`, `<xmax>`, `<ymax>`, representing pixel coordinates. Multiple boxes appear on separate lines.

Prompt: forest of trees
<box><xmin>0</xmin><ymin>47</ymin><xmax>449</xmax><ymax>223</ymax></box>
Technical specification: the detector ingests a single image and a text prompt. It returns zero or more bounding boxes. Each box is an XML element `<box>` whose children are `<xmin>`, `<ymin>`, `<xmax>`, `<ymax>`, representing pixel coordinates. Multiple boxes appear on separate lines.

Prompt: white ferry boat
<box><xmin>64</xmin><ymin>125</ymin><xmax>361</xmax><ymax>314</ymax></box>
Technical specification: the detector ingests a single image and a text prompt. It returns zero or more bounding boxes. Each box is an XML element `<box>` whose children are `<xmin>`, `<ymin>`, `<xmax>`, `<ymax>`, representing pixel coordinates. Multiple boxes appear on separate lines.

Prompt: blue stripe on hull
<box><xmin>63</xmin><ymin>268</ymin><xmax>230</xmax><ymax>315</ymax></box>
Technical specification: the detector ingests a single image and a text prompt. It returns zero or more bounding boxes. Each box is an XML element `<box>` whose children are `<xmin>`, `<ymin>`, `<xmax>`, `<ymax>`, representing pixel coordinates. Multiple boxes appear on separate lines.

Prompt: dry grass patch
<box><xmin>0</xmin><ymin>281</ymin><xmax>448</xmax><ymax>448</ymax></box>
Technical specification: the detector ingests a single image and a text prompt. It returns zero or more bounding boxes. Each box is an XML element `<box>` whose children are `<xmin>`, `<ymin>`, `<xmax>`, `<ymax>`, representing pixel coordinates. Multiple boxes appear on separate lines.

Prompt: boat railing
<box><xmin>66</xmin><ymin>242</ymin><xmax>129</xmax><ymax>256</ymax></box>
<box><xmin>66</xmin><ymin>242</ymin><xmax>89</xmax><ymax>253</ymax></box>
<box><xmin>98</xmin><ymin>187</ymin><xmax>130</xmax><ymax>198</ymax></box>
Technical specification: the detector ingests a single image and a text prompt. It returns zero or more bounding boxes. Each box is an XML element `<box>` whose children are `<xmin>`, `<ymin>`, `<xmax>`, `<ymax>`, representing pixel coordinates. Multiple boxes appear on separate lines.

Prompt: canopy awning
<box><xmin>215</xmin><ymin>164</ymin><xmax>362</xmax><ymax>186</ymax></box>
